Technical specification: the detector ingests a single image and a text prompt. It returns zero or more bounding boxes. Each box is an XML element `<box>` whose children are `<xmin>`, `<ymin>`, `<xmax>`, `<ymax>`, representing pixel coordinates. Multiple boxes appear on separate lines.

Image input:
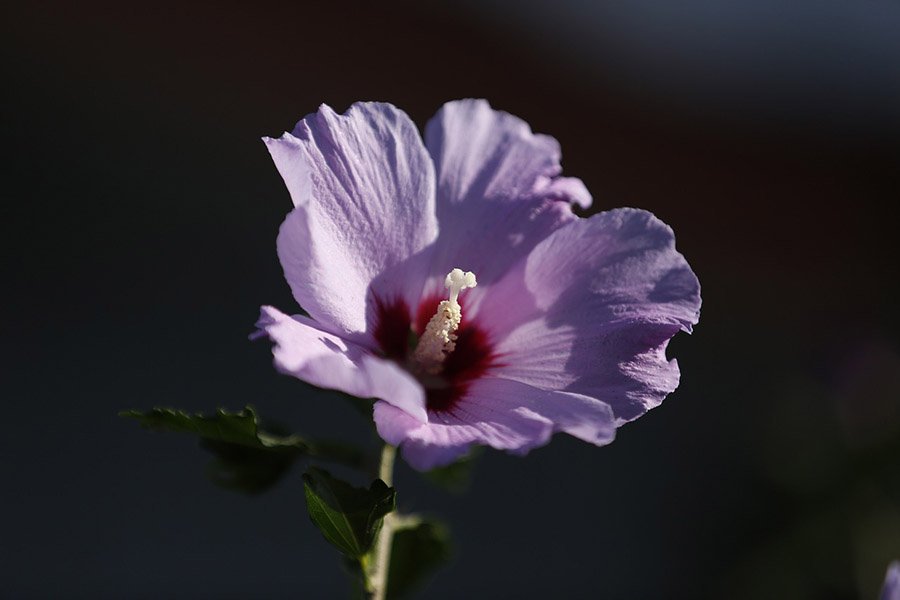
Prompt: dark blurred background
<box><xmin>3</xmin><ymin>1</ymin><xmax>899</xmax><ymax>598</ymax></box>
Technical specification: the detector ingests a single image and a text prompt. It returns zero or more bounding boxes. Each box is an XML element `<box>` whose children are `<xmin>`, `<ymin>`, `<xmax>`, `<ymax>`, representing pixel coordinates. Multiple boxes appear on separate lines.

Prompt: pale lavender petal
<box><xmin>422</xmin><ymin>99</ymin><xmax>590</xmax><ymax>293</ymax></box>
<box><xmin>533</xmin><ymin>174</ymin><xmax>592</xmax><ymax>209</ymax></box>
<box><xmin>373</xmin><ymin>403</ymin><xmax>477</xmax><ymax>470</ymax></box>
<box><xmin>476</xmin><ymin>208</ymin><xmax>701</xmax><ymax>423</ymax></box>
<box><xmin>256</xmin><ymin>305</ymin><xmax>427</xmax><ymax>423</ymax></box>
<box><xmin>882</xmin><ymin>562</ymin><xmax>900</xmax><ymax>600</ymax></box>
<box><xmin>373</xmin><ymin>377</ymin><xmax>615</xmax><ymax>470</ymax></box>
<box><xmin>265</xmin><ymin>102</ymin><xmax>438</xmax><ymax>339</ymax></box>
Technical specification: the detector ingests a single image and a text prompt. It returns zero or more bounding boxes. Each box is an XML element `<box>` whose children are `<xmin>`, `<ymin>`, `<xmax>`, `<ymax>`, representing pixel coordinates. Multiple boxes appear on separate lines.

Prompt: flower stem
<box><xmin>378</xmin><ymin>443</ymin><xmax>396</xmax><ymax>487</ymax></box>
<box><xmin>365</xmin><ymin>444</ymin><xmax>396</xmax><ymax>600</ymax></box>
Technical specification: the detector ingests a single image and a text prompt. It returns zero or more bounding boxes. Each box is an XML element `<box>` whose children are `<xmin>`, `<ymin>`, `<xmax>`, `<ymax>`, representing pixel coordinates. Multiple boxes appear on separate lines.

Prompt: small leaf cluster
<box><xmin>121</xmin><ymin>406</ymin><xmax>363</xmax><ymax>493</ymax></box>
<box><xmin>122</xmin><ymin>404</ymin><xmax>455</xmax><ymax>598</ymax></box>
<box><xmin>302</xmin><ymin>467</ymin><xmax>396</xmax><ymax>559</ymax></box>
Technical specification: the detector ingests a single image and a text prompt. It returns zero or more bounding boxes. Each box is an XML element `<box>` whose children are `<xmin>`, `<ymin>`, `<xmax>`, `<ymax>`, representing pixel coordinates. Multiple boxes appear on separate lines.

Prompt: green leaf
<box><xmin>424</xmin><ymin>448</ymin><xmax>481</xmax><ymax>493</ymax></box>
<box><xmin>302</xmin><ymin>467</ymin><xmax>396</xmax><ymax>559</ymax></box>
<box><xmin>121</xmin><ymin>406</ymin><xmax>308</xmax><ymax>493</ymax></box>
<box><xmin>387</xmin><ymin>516</ymin><xmax>452</xmax><ymax>599</ymax></box>
<box><xmin>199</xmin><ymin>437</ymin><xmax>298</xmax><ymax>494</ymax></box>
<box><xmin>120</xmin><ymin>406</ymin><xmax>308</xmax><ymax>450</ymax></box>
<box><xmin>120</xmin><ymin>406</ymin><xmax>365</xmax><ymax>493</ymax></box>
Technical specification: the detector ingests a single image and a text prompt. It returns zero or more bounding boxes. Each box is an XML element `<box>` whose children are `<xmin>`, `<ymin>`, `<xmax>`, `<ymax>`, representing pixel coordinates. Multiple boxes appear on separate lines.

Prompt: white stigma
<box><xmin>412</xmin><ymin>268</ymin><xmax>477</xmax><ymax>374</ymax></box>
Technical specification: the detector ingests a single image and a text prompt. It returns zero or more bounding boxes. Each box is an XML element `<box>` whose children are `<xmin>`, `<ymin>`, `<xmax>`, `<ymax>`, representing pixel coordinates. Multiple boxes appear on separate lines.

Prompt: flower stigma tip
<box><xmin>412</xmin><ymin>268</ymin><xmax>477</xmax><ymax>374</ymax></box>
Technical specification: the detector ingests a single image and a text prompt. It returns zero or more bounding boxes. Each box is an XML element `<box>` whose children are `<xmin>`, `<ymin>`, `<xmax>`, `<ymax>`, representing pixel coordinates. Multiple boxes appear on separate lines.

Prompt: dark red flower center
<box><xmin>372</xmin><ymin>293</ymin><xmax>499</xmax><ymax>413</ymax></box>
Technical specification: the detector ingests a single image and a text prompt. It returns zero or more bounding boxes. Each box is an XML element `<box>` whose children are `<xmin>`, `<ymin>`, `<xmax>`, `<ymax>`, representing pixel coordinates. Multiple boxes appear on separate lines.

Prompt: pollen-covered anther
<box><xmin>412</xmin><ymin>268</ymin><xmax>477</xmax><ymax>374</ymax></box>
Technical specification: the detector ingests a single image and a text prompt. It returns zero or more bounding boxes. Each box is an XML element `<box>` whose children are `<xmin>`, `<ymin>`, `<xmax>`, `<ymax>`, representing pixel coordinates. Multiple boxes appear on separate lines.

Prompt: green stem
<box><xmin>365</xmin><ymin>444</ymin><xmax>397</xmax><ymax>600</ymax></box>
<box><xmin>378</xmin><ymin>443</ymin><xmax>396</xmax><ymax>487</ymax></box>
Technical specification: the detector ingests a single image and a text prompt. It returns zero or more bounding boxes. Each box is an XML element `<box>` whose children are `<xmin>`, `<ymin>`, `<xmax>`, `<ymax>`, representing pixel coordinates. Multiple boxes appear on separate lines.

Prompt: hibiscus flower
<box><xmin>256</xmin><ymin>100</ymin><xmax>701</xmax><ymax>470</ymax></box>
<box><xmin>883</xmin><ymin>562</ymin><xmax>900</xmax><ymax>600</ymax></box>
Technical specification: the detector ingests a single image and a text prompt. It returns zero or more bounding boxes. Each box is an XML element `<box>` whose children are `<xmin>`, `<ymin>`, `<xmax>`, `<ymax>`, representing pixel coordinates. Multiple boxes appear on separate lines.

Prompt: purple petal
<box><xmin>255</xmin><ymin>305</ymin><xmax>427</xmax><ymax>423</ymax></box>
<box><xmin>373</xmin><ymin>377</ymin><xmax>615</xmax><ymax>470</ymax></box>
<box><xmin>265</xmin><ymin>102</ymin><xmax>438</xmax><ymax>340</ymax></box>
<box><xmin>882</xmin><ymin>562</ymin><xmax>900</xmax><ymax>600</ymax></box>
<box><xmin>476</xmin><ymin>208</ymin><xmax>701</xmax><ymax>423</ymax></box>
<box><xmin>422</xmin><ymin>99</ymin><xmax>590</xmax><ymax>292</ymax></box>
